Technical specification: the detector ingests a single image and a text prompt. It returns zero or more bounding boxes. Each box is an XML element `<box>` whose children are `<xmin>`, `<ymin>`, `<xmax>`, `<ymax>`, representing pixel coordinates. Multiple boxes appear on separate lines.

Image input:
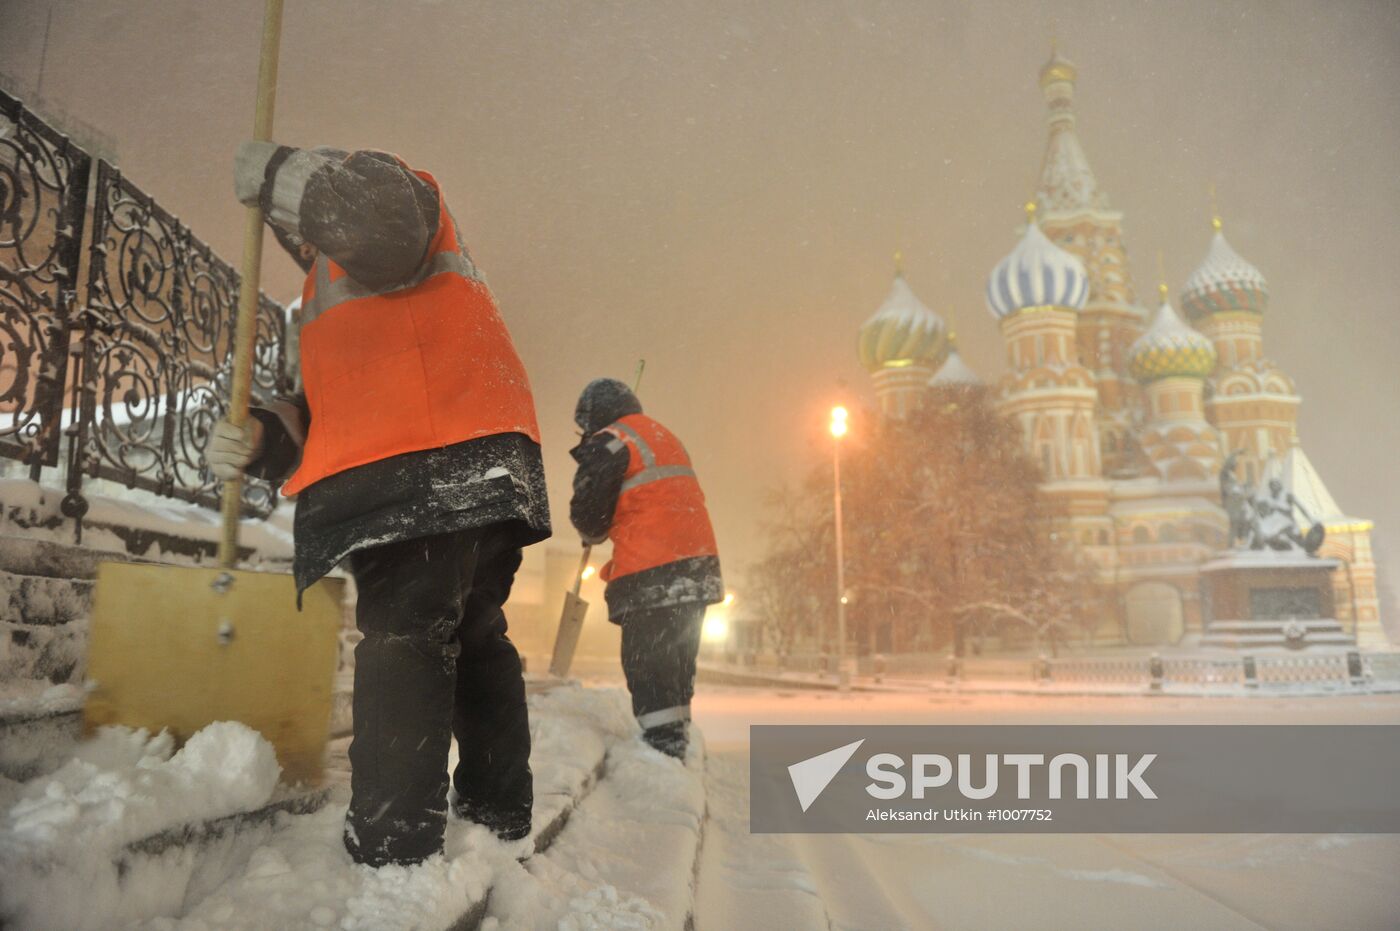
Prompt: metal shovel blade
<box><xmin>548</xmin><ymin>590</ymin><xmax>590</xmax><ymax>679</ymax></box>
<box><xmin>83</xmin><ymin>562</ymin><xmax>342</xmax><ymax>785</ymax></box>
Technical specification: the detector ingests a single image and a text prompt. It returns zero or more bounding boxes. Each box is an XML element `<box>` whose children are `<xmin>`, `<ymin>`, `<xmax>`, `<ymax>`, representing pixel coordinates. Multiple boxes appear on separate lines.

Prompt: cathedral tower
<box><xmin>1034</xmin><ymin>48</ymin><xmax>1147</xmax><ymax>474</ymax></box>
<box><xmin>987</xmin><ymin>205</ymin><xmax>1111</xmax><ymax>558</ymax></box>
<box><xmin>1180</xmin><ymin>215</ymin><xmax>1296</xmax><ymax>486</ymax></box>
<box><xmin>1127</xmin><ymin>284</ymin><xmax>1223</xmax><ymax>483</ymax></box>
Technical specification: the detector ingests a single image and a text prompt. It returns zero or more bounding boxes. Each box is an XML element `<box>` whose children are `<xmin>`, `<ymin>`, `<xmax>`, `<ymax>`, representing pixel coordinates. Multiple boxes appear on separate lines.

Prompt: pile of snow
<box><xmin>0</xmin><ymin>722</ymin><xmax>280</xmax><ymax>931</ymax></box>
<box><xmin>3</xmin><ymin>723</ymin><xmax>279</xmax><ymax>850</ymax></box>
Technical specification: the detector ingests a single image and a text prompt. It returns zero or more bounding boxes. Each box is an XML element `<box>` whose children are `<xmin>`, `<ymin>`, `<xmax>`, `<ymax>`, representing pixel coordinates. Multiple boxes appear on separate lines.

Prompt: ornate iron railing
<box><xmin>0</xmin><ymin>88</ymin><xmax>91</xmax><ymax>472</ymax></box>
<box><xmin>65</xmin><ymin>159</ymin><xmax>289</xmax><ymax>520</ymax></box>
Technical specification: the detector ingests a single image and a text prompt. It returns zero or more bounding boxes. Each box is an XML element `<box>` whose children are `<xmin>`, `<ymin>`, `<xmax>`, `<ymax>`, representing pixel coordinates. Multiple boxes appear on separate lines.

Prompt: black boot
<box><xmin>452</xmin><ymin>796</ymin><xmax>532</xmax><ymax>841</ymax></box>
<box><xmin>643</xmin><ymin>721</ymin><xmax>688</xmax><ymax>759</ymax></box>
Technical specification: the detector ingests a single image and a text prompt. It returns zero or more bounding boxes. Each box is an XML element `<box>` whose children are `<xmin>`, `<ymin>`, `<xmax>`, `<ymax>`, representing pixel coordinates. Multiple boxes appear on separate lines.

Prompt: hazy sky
<box><xmin>3</xmin><ymin>0</ymin><xmax>1398</xmax><ymax>587</ymax></box>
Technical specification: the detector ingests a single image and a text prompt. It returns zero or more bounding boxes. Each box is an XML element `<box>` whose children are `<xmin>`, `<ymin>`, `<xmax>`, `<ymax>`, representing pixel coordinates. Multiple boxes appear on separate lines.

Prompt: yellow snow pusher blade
<box><xmin>83</xmin><ymin>565</ymin><xmax>343</xmax><ymax>786</ymax></box>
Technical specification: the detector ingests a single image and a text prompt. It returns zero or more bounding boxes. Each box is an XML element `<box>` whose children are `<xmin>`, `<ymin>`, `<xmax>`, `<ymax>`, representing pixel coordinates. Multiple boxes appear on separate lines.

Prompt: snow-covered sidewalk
<box><xmin>689</xmin><ymin>686</ymin><xmax>1400</xmax><ymax>930</ymax></box>
<box><xmin>0</xmin><ymin>683</ymin><xmax>709</xmax><ymax>931</ymax></box>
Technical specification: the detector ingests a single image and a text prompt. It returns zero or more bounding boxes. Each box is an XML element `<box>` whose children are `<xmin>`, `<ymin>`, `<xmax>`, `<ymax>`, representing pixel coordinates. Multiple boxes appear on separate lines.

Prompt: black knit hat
<box><xmin>575</xmin><ymin>378</ymin><xmax>642</xmax><ymax>435</ymax></box>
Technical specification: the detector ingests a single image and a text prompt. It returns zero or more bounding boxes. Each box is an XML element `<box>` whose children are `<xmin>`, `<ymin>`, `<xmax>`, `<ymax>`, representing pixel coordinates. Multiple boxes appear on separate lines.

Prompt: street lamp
<box><xmin>829</xmin><ymin>405</ymin><xmax>850</xmax><ymax>690</ymax></box>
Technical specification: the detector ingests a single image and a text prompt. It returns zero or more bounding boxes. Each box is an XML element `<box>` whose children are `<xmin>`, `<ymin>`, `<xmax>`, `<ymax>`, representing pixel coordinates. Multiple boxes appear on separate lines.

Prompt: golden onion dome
<box><xmin>858</xmin><ymin>272</ymin><xmax>949</xmax><ymax>373</ymax></box>
<box><xmin>1128</xmin><ymin>288</ymin><xmax>1218</xmax><ymax>382</ymax></box>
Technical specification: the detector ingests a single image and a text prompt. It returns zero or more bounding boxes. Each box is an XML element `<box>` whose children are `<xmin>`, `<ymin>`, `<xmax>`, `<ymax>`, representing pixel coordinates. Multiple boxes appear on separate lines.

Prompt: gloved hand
<box><xmin>207</xmin><ymin>417</ymin><xmax>265</xmax><ymax>480</ymax></box>
<box><xmin>233</xmin><ymin>140</ymin><xmax>281</xmax><ymax>206</ymax></box>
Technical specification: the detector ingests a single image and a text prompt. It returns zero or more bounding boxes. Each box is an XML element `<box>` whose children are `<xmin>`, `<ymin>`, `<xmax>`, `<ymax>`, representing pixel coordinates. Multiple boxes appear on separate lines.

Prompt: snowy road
<box><xmin>689</xmin><ymin>688</ymin><xmax>1400</xmax><ymax>931</ymax></box>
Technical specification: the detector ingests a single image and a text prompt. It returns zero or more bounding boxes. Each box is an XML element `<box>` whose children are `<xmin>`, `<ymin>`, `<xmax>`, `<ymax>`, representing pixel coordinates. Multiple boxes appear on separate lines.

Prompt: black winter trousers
<box><xmin>343</xmin><ymin>528</ymin><xmax>532</xmax><ymax>867</ymax></box>
<box><xmin>618</xmin><ymin>603</ymin><xmax>705</xmax><ymax>745</ymax></box>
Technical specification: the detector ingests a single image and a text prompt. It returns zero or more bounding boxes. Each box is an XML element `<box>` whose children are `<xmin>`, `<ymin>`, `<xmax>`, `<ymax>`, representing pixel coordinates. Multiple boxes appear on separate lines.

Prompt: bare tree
<box><xmin>752</xmin><ymin>387</ymin><xmax>1092</xmax><ymax>660</ymax></box>
<box><xmin>746</xmin><ymin>483</ymin><xmax>834</xmax><ymax>656</ymax></box>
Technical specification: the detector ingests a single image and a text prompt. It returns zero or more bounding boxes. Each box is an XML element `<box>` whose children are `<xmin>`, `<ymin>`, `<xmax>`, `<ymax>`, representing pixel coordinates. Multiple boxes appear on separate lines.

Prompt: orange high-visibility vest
<box><xmin>598</xmin><ymin>413</ymin><xmax>718</xmax><ymax>582</ymax></box>
<box><xmin>282</xmin><ymin>167</ymin><xmax>540</xmax><ymax>496</ymax></box>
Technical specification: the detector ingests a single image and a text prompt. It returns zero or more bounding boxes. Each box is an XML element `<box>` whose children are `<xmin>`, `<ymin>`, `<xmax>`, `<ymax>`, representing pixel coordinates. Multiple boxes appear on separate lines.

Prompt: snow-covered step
<box><xmin>486</xmin><ymin>734</ymin><xmax>708</xmax><ymax>929</ymax></box>
<box><xmin>1</xmin><ymin>618</ymin><xmax>88</xmax><ymax>683</ymax></box>
<box><xmin>0</xmin><ymin>534</ymin><xmax>143</xmax><ymax>581</ymax></box>
<box><xmin>0</xmin><ymin>568</ymin><xmax>94</xmax><ymax>623</ymax></box>
<box><xmin>0</xmin><ymin>680</ymin><xmax>85</xmax><ymax>781</ymax></box>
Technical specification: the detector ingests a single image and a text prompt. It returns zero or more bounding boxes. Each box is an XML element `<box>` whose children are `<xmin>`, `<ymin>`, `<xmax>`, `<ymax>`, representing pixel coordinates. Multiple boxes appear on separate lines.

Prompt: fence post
<box><xmin>1149</xmin><ymin>653</ymin><xmax>1164</xmax><ymax>692</ymax></box>
<box><xmin>1347</xmin><ymin>650</ymin><xmax>1366</xmax><ymax>687</ymax></box>
<box><xmin>1243</xmin><ymin>654</ymin><xmax>1258</xmax><ymax>689</ymax></box>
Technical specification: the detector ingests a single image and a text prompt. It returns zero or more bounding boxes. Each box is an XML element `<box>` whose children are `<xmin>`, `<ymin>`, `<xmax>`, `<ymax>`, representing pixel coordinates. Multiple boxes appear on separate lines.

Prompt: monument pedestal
<box><xmin>1199</xmin><ymin>550</ymin><xmax>1354</xmax><ymax>650</ymax></box>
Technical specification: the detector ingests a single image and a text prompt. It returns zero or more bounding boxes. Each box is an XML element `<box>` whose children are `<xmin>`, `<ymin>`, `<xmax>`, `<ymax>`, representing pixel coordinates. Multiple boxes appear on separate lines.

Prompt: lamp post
<box><xmin>830</xmin><ymin>405</ymin><xmax>850</xmax><ymax>690</ymax></box>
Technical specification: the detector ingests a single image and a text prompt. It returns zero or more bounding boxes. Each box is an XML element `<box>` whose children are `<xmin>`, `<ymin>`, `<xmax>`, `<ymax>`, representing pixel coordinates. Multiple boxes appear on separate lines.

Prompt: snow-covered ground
<box><xmin>8</xmin><ymin>671</ymin><xmax>1400</xmax><ymax>930</ymax></box>
<box><xmin>0</xmin><ymin>683</ymin><xmax>708</xmax><ymax>931</ymax></box>
<box><xmin>691</xmin><ymin>686</ymin><xmax>1400</xmax><ymax>931</ymax></box>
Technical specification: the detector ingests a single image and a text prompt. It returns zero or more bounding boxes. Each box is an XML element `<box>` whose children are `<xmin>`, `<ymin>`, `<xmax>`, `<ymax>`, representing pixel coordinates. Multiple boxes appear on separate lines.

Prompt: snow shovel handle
<box><xmin>571</xmin><ymin>544</ymin><xmax>593</xmax><ymax>597</ymax></box>
<box><xmin>219</xmin><ymin>0</ymin><xmax>285</xmax><ymax>569</ymax></box>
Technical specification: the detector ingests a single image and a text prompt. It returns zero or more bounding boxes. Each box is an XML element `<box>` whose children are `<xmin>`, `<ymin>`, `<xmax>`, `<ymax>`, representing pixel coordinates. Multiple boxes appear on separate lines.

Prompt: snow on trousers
<box><xmin>344</xmin><ymin>527</ymin><xmax>532</xmax><ymax>867</ymax></box>
<box><xmin>618</xmin><ymin>602</ymin><xmax>706</xmax><ymax>752</ymax></box>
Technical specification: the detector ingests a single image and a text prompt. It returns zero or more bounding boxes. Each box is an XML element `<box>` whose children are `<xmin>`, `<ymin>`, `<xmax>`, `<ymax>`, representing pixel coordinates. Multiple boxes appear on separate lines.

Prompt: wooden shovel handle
<box><xmin>571</xmin><ymin>545</ymin><xmax>593</xmax><ymax>597</ymax></box>
<box><xmin>219</xmin><ymin>0</ymin><xmax>285</xmax><ymax>569</ymax></box>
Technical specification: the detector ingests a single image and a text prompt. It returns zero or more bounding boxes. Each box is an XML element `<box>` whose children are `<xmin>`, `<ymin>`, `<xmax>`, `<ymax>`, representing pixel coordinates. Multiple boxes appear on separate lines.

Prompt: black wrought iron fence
<box><xmin>0</xmin><ymin>88</ymin><xmax>291</xmax><ymax>527</ymax></box>
<box><xmin>65</xmin><ymin>159</ymin><xmax>289</xmax><ymax>520</ymax></box>
<box><xmin>0</xmin><ymin>88</ymin><xmax>90</xmax><ymax>472</ymax></box>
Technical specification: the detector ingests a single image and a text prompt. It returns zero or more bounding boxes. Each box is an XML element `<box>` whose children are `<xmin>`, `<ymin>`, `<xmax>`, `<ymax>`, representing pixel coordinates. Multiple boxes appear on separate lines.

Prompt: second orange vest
<box><xmin>599</xmin><ymin>413</ymin><xmax>718</xmax><ymax>582</ymax></box>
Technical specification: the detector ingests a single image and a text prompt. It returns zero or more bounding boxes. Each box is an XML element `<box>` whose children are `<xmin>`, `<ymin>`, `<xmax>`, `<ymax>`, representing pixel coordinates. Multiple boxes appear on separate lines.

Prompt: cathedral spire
<box><xmin>1035</xmin><ymin>45</ymin><xmax>1108</xmax><ymax>217</ymax></box>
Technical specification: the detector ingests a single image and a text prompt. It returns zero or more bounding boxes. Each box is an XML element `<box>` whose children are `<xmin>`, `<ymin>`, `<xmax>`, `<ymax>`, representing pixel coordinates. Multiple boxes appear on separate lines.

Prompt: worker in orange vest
<box><xmin>569</xmin><ymin>378</ymin><xmax>722</xmax><ymax>758</ymax></box>
<box><xmin>208</xmin><ymin>142</ymin><xmax>550</xmax><ymax>866</ymax></box>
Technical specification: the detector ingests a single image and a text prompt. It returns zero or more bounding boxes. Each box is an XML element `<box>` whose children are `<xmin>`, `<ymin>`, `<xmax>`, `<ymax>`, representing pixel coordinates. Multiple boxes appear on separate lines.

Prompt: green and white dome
<box><xmin>858</xmin><ymin>273</ymin><xmax>949</xmax><ymax>373</ymax></box>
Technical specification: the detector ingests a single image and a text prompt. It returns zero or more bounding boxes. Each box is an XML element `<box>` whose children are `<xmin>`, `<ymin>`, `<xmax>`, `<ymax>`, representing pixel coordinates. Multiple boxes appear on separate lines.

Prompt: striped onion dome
<box><xmin>858</xmin><ymin>273</ymin><xmax>949</xmax><ymax>373</ymax></box>
<box><xmin>1180</xmin><ymin>229</ymin><xmax>1268</xmax><ymax>320</ymax></box>
<box><xmin>985</xmin><ymin>219</ymin><xmax>1089</xmax><ymax>319</ymax></box>
<box><xmin>1128</xmin><ymin>294</ymin><xmax>1218</xmax><ymax>382</ymax></box>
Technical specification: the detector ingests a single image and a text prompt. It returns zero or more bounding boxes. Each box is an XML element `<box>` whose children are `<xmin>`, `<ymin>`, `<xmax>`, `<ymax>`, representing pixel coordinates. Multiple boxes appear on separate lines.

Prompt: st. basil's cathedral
<box><xmin>856</xmin><ymin>48</ymin><xmax>1385</xmax><ymax>650</ymax></box>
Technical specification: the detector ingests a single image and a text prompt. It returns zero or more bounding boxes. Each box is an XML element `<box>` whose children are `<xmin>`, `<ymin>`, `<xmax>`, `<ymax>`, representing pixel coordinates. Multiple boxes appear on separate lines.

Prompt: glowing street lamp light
<box><xmin>829</xmin><ymin>405</ymin><xmax>849</xmax><ymax>438</ymax></box>
<box><xmin>829</xmin><ymin>405</ymin><xmax>850</xmax><ymax>690</ymax></box>
<box><xmin>703</xmin><ymin>591</ymin><xmax>736</xmax><ymax>645</ymax></box>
